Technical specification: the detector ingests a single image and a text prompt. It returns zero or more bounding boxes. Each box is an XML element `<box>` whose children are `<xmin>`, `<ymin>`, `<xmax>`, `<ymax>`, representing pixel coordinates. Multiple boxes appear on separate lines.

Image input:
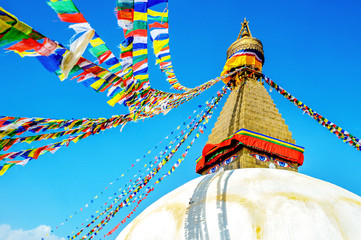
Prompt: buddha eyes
<box><xmin>275</xmin><ymin>160</ymin><xmax>291</xmax><ymax>168</ymax></box>
<box><xmin>259</xmin><ymin>156</ymin><xmax>267</xmax><ymax>161</ymax></box>
<box><xmin>207</xmin><ymin>155</ymin><xmax>237</xmax><ymax>174</ymax></box>
<box><xmin>250</xmin><ymin>154</ymin><xmax>292</xmax><ymax>168</ymax></box>
<box><xmin>250</xmin><ymin>153</ymin><xmax>270</xmax><ymax>162</ymax></box>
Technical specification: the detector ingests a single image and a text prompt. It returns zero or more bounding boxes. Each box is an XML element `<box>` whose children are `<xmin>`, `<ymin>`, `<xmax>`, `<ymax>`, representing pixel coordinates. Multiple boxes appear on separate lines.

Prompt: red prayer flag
<box><xmin>98</xmin><ymin>50</ymin><xmax>112</xmax><ymax>64</ymax></box>
<box><xmin>7</xmin><ymin>38</ymin><xmax>42</xmax><ymax>52</ymax></box>
<box><xmin>57</xmin><ymin>13</ymin><xmax>87</xmax><ymax>23</ymax></box>
<box><xmin>32</xmin><ymin>146</ymin><xmax>48</xmax><ymax>159</ymax></box>
<box><xmin>133</xmin><ymin>59</ymin><xmax>147</xmax><ymax>70</ymax></box>
<box><xmin>117</xmin><ymin>9</ymin><xmax>134</xmax><ymax>21</ymax></box>
<box><xmin>149</xmin><ymin>22</ymin><xmax>168</xmax><ymax>29</ymax></box>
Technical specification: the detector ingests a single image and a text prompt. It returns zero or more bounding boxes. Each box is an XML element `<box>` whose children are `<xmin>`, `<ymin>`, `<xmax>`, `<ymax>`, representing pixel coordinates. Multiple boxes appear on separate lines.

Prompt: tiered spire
<box><xmin>196</xmin><ymin>20</ymin><xmax>304</xmax><ymax>175</ymax></box>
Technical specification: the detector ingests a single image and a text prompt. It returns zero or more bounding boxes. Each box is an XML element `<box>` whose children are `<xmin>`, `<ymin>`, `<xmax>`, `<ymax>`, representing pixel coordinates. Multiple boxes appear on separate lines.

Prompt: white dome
<box><xmin>117</xmin><ymin>169</ymin><xmax>361</xmax><ymax>240</ymax></box>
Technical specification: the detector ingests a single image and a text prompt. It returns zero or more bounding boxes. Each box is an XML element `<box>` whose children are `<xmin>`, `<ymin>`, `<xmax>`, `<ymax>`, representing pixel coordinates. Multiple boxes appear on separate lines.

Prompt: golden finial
<box><xmin>226</xmin><ymin>18</ymin><xmax>264</xmax><ymax>68</ymax></box>
<box><xmin>227</xmin><ymin>18</ymin><xmax>263</xmax><ymax>59</ymax></box>
<box><xmin>237</xmin><ymin>18</ymin><xmax>252</xmax><ymax>39</ymax></box>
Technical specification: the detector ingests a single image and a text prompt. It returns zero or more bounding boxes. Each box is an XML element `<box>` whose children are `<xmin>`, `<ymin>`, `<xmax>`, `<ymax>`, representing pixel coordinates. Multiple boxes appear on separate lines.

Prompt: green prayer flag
<box><xmin>0</xmin><ymin>26</ymin><xmax>29</xmax><ymax>46</ymax></box>
<box><xmin>89</xmin><ymin>44</ymin><xmax>109</xmax><ymax>57</ymax></box>
<box><xmin>47</xmin><ymin>0</ymin><xmax>79</xmax><ymax>14</ymax></box>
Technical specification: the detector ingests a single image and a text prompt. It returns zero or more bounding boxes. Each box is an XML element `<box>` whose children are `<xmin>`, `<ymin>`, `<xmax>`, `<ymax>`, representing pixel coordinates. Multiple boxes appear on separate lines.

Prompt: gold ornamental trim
<box><xmin>227</xmin><ymin>37</ymin><xmax>264</xmax><ymax>59</ymax></box>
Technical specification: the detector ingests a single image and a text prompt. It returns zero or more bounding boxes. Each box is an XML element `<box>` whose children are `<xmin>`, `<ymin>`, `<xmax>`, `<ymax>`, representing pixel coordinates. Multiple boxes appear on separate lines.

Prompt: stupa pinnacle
<box><xmin>196</xmin><ymin>19</ymin><xmax>304</xmax><ymax>175</ymax></box>
<box><xmin>238</xmin><ymin>18</ymin><xmax>252</xmax><ymax>38</ymax></box>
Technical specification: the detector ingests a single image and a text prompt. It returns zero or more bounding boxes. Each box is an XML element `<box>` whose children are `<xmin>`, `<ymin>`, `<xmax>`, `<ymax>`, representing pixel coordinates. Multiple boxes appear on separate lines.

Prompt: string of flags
<box><xmin>263</xmin><ymin>75</ymin><xmax>361</xmax><ymax>151</ymax></box>
<box><xmin>0</xmin><ymin>0</ymin><xmax>244</xmax><ymax>133</ymax></box>
<box><xmin>0</xmin><ymin>116</ymin><xmax>108</xmax><ymax>139</ymax></box>
<box><xmin>104</xmin><ymin>85</ymin><xmax>228</xmax><ymax>237</ymax></box>
<box><xmin>47</xmin><ymin>0</ymin><xmax>121</xmax><ymax>72</ymax></box>
<box><xmin>0</xmin><ymin>5</ymin><xmax>224</xmax><ymax>120</ymax></box>
<box><xmin>42</xmin><ymin>86</ymin><xmax>215</xmax><ymax>238</ymax></box>
<box><xmin>51</xmin><ymin>85</ymin><xmax>225</xmax><ymax>239</ymax></box>
<box><xmin>0</xmin><ymin>115</ymin><xmax>132</xmax><ymax>176</ymax></box>
<box><xmin>0</xmin><ymin>119</ymin><xmax>108</xmax><ymax>152</ymax></box>
<box><xmin>46</xmin><ymin>95</ymin><xmax>215</xmax><ymax>235</ymax></box>
<box><xmin>69</xmin><ymin>85</ymin><xmax>228</xmax><ymax>239</ymax></box>
<box><xmin>46</xmin><ymin>0</ymin><xmax>213</xmax><ymax>109</ymax></box>
<box><xmin>0</xmin><ymin>66</ymin><xmax>239</xmax><ymax>176</ymax></box>
<box><xmin>104</xmin><ymin>117</ymin><xmax>210</xmax><ymax>237</ymax></box>
<box><xmin>148</xmin><ymin>8</ymin><xmax>190</xmax><ymax>91</ymax></box>
<box><xmin>1</xmin><ymin>6</ymin><xmax>128</xmax><ymax>99</ymax></box>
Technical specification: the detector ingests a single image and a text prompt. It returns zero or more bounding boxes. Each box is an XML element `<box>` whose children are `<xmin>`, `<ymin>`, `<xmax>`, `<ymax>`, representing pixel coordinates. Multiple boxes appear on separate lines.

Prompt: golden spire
<box><xmin>226</xmin><ymin>19</ymin><xmax>264</xmax><ymax>61</ymax></box>
<box><xmin>195</xmin><ymin>19</ymin><xmax>303</xmax><ymax>175</ymax></box>
<box><xmin>237</xmin><ymin>18</ymin><xmax>252</xmax><ymax>39</ymax></box>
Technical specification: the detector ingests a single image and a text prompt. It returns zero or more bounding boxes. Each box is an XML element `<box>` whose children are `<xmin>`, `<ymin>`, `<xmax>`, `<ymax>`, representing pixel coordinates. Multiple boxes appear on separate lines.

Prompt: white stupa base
<box><xmin>117</xmin><ymin>169</ymin><xmax>361</xmax><ymax>240</ymax></box>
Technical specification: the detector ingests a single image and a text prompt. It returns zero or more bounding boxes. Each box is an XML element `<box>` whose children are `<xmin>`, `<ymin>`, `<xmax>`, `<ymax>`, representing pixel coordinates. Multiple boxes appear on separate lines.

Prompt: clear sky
<box><xmin>1</xmin><ymin>0</ymin><xmax>361</xmax><ymax>239</ymax></box>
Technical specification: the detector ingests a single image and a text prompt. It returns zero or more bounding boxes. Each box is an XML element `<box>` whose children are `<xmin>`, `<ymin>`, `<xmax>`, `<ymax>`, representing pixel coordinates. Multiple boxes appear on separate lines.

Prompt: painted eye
<box><xmin>275</xmin><ymin>160</ymin><xmax>291</xmax><ymax>168</ymax></box>
<box><xmin>223</xmin><ymin>155</ymin><xmax>237</xmax><ymax>165</ymax></box>
<box><xmin>250</xmin><ymin>153</ymin><xmax>269</xmax><ymax>162</ymax></box>
<box><xmin>210</xmin><ymin>166</ymin><xmax>217</xmax><ymax>173</ymax></box>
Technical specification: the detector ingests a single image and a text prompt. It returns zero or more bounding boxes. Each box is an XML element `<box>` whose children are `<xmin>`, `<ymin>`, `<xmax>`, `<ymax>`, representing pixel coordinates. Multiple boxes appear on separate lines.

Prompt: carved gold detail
<box><xmin>226</xmin><ymin>37</ymin><xmax>264</xmax><ymax>58</ymax></box>
<box><xmin>227</xmin><ymin>18</ymin><xmax>264</xmax><ymax>60</ymax></box>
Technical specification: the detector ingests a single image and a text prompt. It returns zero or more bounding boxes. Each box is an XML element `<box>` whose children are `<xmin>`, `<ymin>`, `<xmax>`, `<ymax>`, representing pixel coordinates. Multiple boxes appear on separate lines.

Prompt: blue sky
<box><xmin>1</xmin><ymin>0</ymin><xmax>361</xmax><ymax>239</ymax></box>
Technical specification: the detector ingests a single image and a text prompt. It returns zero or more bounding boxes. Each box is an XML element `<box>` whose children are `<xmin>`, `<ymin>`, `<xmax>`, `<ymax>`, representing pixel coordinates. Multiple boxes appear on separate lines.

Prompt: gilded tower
<box><xmin>196</xmin><ymin>19</ymin><xmax>304</xmax><ymax>175</ymax></box>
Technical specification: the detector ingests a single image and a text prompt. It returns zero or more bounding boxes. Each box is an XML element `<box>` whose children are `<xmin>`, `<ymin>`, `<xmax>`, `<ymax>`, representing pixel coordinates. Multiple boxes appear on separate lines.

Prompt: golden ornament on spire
<box><xmin>226</xmin><ymin>18</ymin><xmax>264</xmax><ymax>60</ymax></box>
<box><xmin>220</xmin><ymin>18</ymin><xmax>265</xmax><ymax>87</ymax></box>
<box><xmin>237</xmin><ymin>18</ymin><xmax>252</xmax><ymax>39</ymax></box>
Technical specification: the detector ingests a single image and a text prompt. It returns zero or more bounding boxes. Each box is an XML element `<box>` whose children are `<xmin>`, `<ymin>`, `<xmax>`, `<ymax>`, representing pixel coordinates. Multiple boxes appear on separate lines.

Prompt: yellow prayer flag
<box><xmin>107</xmin><ymin>92</ymin><xmax>123</xmax><ymax>107</ymax></box>
<box><xmin>154</xmin><ymin>40</ymin><xmax>168</xmax><ymax>54</ymax></box>
<box><xmin>0</xmin><ymin>164</ymin><xmax>13</xmax><ymax>176</ymax></box>
<box><xmin>90</xmin><ymin>38</ymin><xmax>105</xmax><ymax>47</ymax></box>
<box><xmin>147</xmin><ymin>9</ymin><xmax>168</xmax><ymax>18</ymax></box>
<box><xmin>72</xmin><ymin>136</ymin><xmax>81</xmax><ymax>143</ymax></box>
<box><xmin>13</xmin><ymin>21</ymin><xmax>32</xmax><ymax>35</ymax></box>
<box><xmin>66</xmin><ymin>120</ymin><xmax>79</xmax><ymax>130</ymax></box>
<box><xmin>0</xmin><ymin>20</ymin><xmax>11</xmax><ymax>34</ymax></box>
<box><xmin>90</xmin><ymin>79</ymin><xmax>105</xmax><ymax>90</ymax></box>
<box><xmin>156</xmin><ymin>55</ymin><xmax>171</xmax><ymax>64</ymax></box>
<box><xmin>133</xmin><ymin>12</ymin><xmax>147</xmax><ymax>21</ymax></box>
<box><xmin>24</xmin><ymin>137</ymin><xmax>35</xmax><ymax>144</ymax></box>
<box><xmin>59</xmin><ymin>73</ymin><xmax>66</xmax><ymax>81</ymax></box>
<box><xmin>0</xmin><ymin>7</ymin><xmax>18</xmax><ymax>22</ymax></box>
<box><xmin>28</xmin><ymin>148</ymin><xmax>38</xmax><ymax>158</ymax></box>
<box><xmin>97</xmin><ymin>71</ymin><xmax>110</xmax><ymax>79</ymax></box>
<box><xmin>132</xmin><ymin>49</ymin><xmax>147</xmax><ymax>57</ymax></box>
<box><xmin>135</xmin><ymin>74</ymin><xmax>148</xmax><ymax>80</ymax></box>
<box><xmin>14</xmin><ymin>50</ymin><xmax>38</xmax><ymax>57</ymax></box>
<box><xmin>120</xmin><ymin>43</ymin><xmax>133</xmax><ymax>52</ymax></box>
<box><xmin>109</xmin><ymin>62</ymin><xmax>122</xmax><ymax>71</ymax></box>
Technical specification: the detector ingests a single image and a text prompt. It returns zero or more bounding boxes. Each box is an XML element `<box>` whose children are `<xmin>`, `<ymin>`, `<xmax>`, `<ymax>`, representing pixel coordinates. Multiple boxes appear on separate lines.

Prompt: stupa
<box><xmin>116</xmin><ymin>19</ymin><xmax>361</xmax><ymax>240</ymax></box>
